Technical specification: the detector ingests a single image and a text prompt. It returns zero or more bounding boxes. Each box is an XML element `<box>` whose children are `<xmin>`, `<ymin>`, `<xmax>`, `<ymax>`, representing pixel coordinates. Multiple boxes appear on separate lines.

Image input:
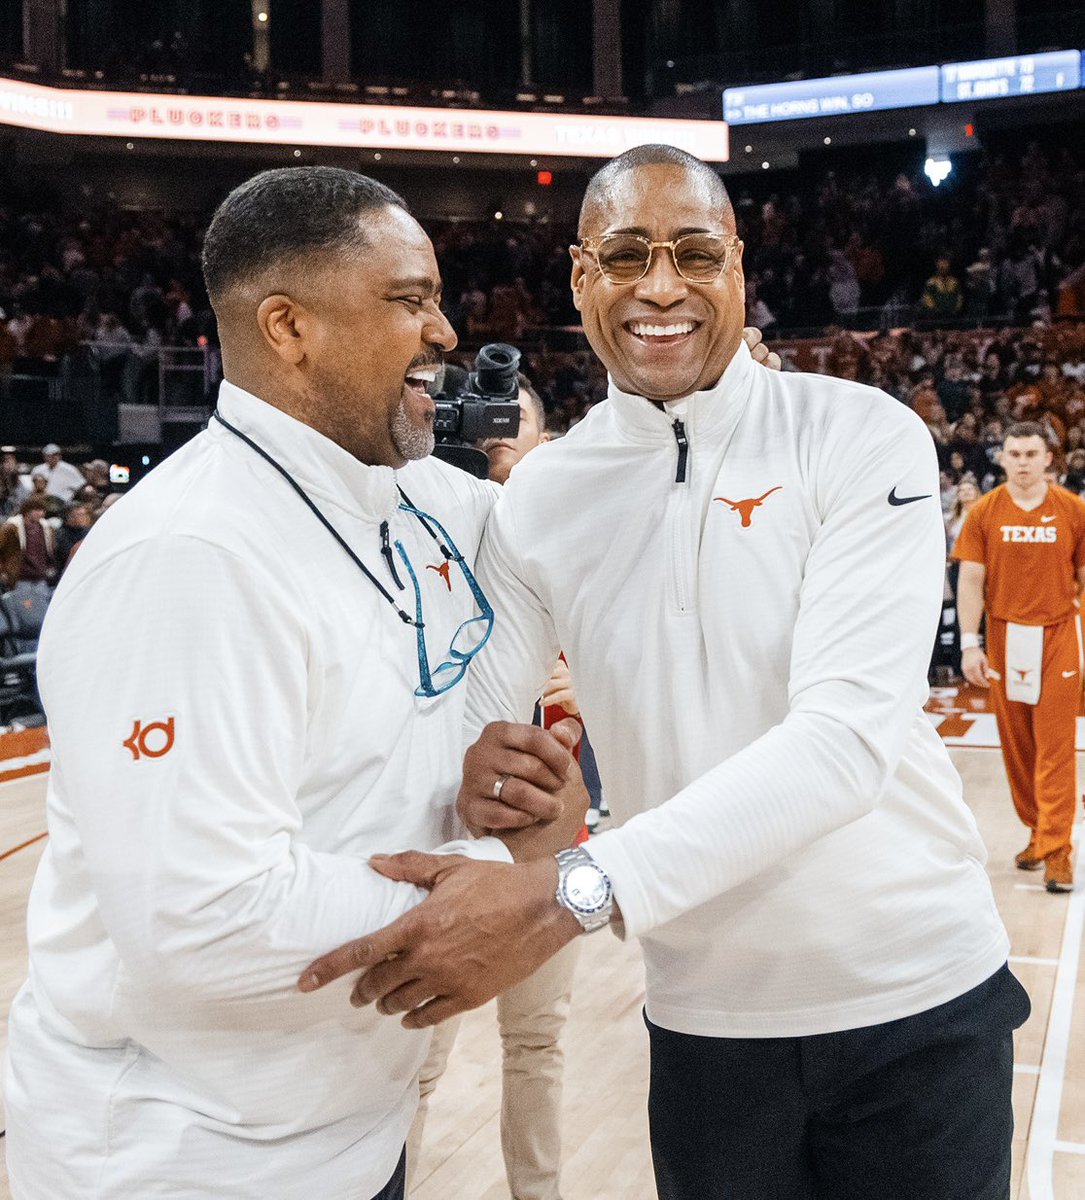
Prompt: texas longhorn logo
<box><xmin>123</xmin><ymin>717</ymin><xmax>175</xmax><ymax>761</ymax></box>
<box><xmin>713</xmin><ymin>486</ymin><xmax>783</xmax><ymax>528</ymax></box>
<box><xmin>426</xmin><ymin>561</ymin><xmax>453</xmax><ymax>591</ymax></box>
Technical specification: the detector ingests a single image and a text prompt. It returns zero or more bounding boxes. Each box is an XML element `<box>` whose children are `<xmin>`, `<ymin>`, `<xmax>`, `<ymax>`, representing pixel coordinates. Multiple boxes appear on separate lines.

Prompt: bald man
<box><xmin>305</xmin><ymin>146</ymin><xmax>1026</xmax><ymax>1200</ymax></box>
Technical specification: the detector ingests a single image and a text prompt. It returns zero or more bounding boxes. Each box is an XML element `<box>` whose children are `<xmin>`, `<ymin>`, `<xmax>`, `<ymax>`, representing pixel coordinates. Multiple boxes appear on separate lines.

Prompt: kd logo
<box><xmin>714</xmin><ymin>486</ymin><xmax>782</xmax><ymax>528</ymax></box>
<box><xmin>426</xmin><ymin>561</ymin><xmax>453</xmax><ymax>591</ymax></box>
<box><xmin>123</xmin><ymin>717</ymin><xmax>175</xmax><ymax>761</ymax></box>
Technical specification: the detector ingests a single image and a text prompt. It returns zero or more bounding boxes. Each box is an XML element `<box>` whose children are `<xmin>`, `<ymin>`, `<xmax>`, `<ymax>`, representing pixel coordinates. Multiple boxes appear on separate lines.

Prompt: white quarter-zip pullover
<box><xmin>467</xmin><ymin>342</ymin><xmax>1008</xmax><ymax>1038</ymax></box>
<box><xmin>6</xmin><ymin>382</ymin><xmax>509</xmax><ymax>1199</ymax></box>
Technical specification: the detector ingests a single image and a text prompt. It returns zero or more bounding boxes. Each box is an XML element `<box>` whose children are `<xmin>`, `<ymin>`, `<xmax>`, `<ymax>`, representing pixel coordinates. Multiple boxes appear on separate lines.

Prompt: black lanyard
<box><xmin>212</xmin><ymin>410</ymin><xmax>447</xmax><ymax>629</ymax></box>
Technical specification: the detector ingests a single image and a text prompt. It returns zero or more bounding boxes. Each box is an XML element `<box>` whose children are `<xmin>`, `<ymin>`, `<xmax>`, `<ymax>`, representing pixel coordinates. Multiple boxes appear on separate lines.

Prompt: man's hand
<box><xmin>458</xmin><ymin>719</ymin><xmax>578</xmax><ymax>835</ymax></box>
<box><xmin>498</xmin><ymin>750</ymin><xmax>590</xmax><ymax>863</ymax></box>
<box><xmin>962</xmin><ymin>645</ymin><xmax>991</xmax><ymax>688</ymax></box>
<box><xmin>742</xmin><ymin>326</ymin><xmax>782</xmax><ymax>371</ymax></box>
<box><xmin>297</xmin><ymin>854</ymin><xmax>581</xmax><ymax>1028</ymax></box>
<box><xmin>542</xmin><ymin>659</ymin><xmax>579</xmax><ymax>715</ymax></box>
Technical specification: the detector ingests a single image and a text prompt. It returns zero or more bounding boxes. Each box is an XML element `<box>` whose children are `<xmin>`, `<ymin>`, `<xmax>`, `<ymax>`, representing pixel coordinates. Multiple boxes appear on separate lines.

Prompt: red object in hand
<box><xmin>543</xmin><ymin>703</ymin><xmax>587</xmax><ymax>844</ymax></box>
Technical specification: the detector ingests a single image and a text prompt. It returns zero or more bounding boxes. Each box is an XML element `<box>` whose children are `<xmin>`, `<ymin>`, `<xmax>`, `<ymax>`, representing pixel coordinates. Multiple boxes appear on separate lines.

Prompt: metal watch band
<box><xmin>555</xmin><ymin>846</ymin><xmax>613</xmax><ymax>934</ymax></box>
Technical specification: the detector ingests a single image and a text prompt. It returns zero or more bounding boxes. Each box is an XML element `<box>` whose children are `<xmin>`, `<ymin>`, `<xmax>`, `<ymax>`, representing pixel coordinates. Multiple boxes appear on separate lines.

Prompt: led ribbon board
<box><xmin>723</xmin><ymin>67</ymin><xmax>941</xmax><ymax>125</ymax></box>
<box><xmin>0</xmin><ymin>75</ymin><xmax>729</xmax><ymax>161</ymax></box>
<box><xmin>724</xmin><ymin>50</ymin><xmax>1083</xmax><ymax>125</ymax></box>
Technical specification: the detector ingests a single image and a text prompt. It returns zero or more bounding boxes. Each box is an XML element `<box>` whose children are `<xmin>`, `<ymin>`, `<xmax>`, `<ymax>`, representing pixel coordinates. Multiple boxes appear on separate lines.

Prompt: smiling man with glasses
<box><xmin>306</xmin><ymin>145</ymin><xmax>1027</xmax><ymax>1200</ymax></box>
<box><xmin>3</xmin><ymin>166</ymin><xmax>587</xmax><ymax>1200</ymax></box>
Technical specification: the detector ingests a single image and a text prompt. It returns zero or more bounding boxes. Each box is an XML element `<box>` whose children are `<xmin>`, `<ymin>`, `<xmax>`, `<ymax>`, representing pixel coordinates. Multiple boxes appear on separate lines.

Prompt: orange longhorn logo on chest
<box><xmin>426</xmin><ymin>561</ymin><xmax>453</xmax><ymax>591</ymax></box>
<box><xmin>713</xmin><ymin>486</ymin><xmax>783</xmax><ymax>528</ymax></box>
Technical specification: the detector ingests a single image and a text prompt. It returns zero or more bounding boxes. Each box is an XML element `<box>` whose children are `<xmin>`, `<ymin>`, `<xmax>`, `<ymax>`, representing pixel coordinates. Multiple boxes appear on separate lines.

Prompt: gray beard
<box><xmin>391</xmin><ymin>396</ymin><xmax>435</xmax><ymax>462</ymax></box>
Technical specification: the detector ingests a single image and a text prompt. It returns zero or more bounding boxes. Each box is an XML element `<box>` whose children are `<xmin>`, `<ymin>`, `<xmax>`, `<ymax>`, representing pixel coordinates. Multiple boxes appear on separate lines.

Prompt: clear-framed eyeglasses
<box><xmin>578</xmin><ymin>232</ymin><xmax>741</xmax><ymax>285</ymax></box>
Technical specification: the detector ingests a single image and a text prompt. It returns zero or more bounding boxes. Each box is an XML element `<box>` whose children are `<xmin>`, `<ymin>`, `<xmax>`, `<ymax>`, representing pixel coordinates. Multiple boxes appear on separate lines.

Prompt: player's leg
<box><xmin>405</xmin><ymin>1014</ymin><xmax>463</xmax><ymax>1187</ymax></box>
<box><xmin>1031</xmin><ymin>617</ymin><xmax>1080</xmax><ymax>882</ymax></box>
<box><xmin>808</xmin><ymin>965</ymin><xmax>1030</xmax><ymax>1200</ymax></box>
<box><xmin>987</xmin><ymin>619</ymin><xmax>1040</xmax><ymax>852</ymax></box>
<box><xmin>496</xmin><ymin>938</ymin><xmax>581</xmax><ymax>1200</ymax></box>
<box><xmin>645</xmin><ymin>1016</ymin><xmax>814</xmax><ymax>1200</ymax></box>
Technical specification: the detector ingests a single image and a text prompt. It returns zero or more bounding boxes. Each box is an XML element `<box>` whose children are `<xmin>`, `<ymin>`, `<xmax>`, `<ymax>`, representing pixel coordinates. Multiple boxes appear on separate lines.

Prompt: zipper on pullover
<box><xmin>672</xmin><ymin>418</ymin><xmax>689</xmax><ymax>483</ymax></box>
<box><xmin>379</xmin><ymin>520</ymin><xmax>405</xmax><ymax>590</ymax></box>
<box><xmin>668</xmin><ymin>417</ymin><xmax>696</xmax><ymax>612</ymax></box>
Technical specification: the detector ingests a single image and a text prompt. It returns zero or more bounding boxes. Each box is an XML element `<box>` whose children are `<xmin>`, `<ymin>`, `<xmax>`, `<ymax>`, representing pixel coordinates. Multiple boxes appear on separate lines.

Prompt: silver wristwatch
<box><xmin>555</xmin><ymin>846</ymin><xmax>613</xmax><ymax>934</ymax></box>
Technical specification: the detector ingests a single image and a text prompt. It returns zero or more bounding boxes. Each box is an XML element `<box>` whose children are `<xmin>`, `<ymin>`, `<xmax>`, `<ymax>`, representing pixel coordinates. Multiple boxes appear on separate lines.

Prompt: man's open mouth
<box><xmin>625</xmin><ymin>320</ymin><xmax>701</xmax><ymax>344</ymax></box>
<box><xmin>404</xmin><ymin>365</ymin><xmax>438</xmax><ymax>395</ymax></box>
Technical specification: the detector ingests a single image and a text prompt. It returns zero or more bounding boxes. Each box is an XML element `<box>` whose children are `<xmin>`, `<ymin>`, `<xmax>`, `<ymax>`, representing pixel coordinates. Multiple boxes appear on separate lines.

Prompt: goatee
<box><xmin>391</xmin><ymin>398</ymin><xmax>435</xmax><ymax>462</ymax></box>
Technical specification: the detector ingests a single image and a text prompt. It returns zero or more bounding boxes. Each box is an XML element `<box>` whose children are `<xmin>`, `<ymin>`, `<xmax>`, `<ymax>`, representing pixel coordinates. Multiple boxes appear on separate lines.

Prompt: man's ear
<box><xmin>569</xmin><ymin>245</ymin><xmax>585</xmax><ymax>313</ymax></box>
<box><xmin>257</xmin><ymin>294</ymin><xmax>308</xmax><ymax>366</ymax></box>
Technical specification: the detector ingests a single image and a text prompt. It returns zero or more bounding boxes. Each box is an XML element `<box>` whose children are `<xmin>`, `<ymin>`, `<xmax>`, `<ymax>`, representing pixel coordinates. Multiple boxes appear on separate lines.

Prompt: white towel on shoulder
<box><xmin>1005</xmin><ymin>622</ymin><xmax>1043</xmax><ymax>705</ymax></box>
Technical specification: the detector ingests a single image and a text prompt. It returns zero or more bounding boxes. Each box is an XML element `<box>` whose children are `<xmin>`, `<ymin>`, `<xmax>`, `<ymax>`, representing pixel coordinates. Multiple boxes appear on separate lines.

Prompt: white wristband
<box><xmin>961</xmin><ymin>633</ymin><xmax>983</xmax><ymax>651</ymax></box>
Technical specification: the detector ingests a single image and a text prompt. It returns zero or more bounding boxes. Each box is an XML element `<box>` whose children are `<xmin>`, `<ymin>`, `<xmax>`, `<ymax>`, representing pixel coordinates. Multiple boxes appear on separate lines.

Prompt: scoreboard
<box><xmin>940</xmin><ymin>51</ymin><xmax>1081</xmax><ymax>103</ymax></box>
<box><xmin>725</xmin><ymin>49</ymin><xmax>1085</xmax><ymax>126</ymax></box>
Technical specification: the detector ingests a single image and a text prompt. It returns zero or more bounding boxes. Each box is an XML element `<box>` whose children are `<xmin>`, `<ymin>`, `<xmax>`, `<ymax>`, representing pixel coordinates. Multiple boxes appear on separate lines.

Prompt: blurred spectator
<box><xmin>28</xmin><ymin>468</ymin><xmax>65</xmax><ymax>519</ymax></box>
<box><xmin>0</xmin><ymin>495</ymin><xmax>57</xmax><ymax>589</ymax></box>
<box><xmin>946</xmin><ymin>476</ymin><xmax>981</xmax><ymax>548</ymax></box>
<box><xmin>54</xmin><ymin>501</ymin><xmax>95</xmax><ymax>578</ymax></box>
<box><xmin>828</xmin><ymin>249</ymin><xmax>861</xmax><ymax>325</ymax></box>
<box><xmin>978</xmin><ymin>351</ymin><xmax>1008</xmax><ymax>402</ymax></box>
<box><xmin>1000</xmin><ymin>233</ymin><xmax>1042</xmax><ymax>321</ymax></box>
<box><xmin>936</xmin><ymin>356</ymin><xmax>970</xmax><ymax>421</ymax></box>
<box><xmin>0</xmin><ymin>314</ymin><xmax>15</xmax><ymax>396</ymax></box>
<box><xmin>0</xmin><ymin>447</ymin><xmax>29</xmax><ymax>520</ymax></box>
<box><xmin>37</xmin><ymin>444</ymin><xmax>85</xmax><ymax>502</ymax></box>
<box><xmin>921</xmin><ymin>256</ymin><xmax>963</xmax><ymax>321</ymax></box>
<box><xmin>1062</xmin><ymin>448</ymin><xmax>1085</xmax><ymax>494</ymax></box>
<box><xmin>964</xmin><ymin>250</ymin><xmax>997</xmax><ymax>322</ymax></box>
<box><xmin>745</xmin><ymin>278</ymin><xmax>777</xmax><ymax>334</ymax></box>
<box><xmin>80</xmin><ymin>460</ymin><xmax>112</xmax><ymax>494</ymax></box>
<box><xmin>91</xmin><ymin>312</ymin><xmax>135</xmax><ymax>398</ymax></box>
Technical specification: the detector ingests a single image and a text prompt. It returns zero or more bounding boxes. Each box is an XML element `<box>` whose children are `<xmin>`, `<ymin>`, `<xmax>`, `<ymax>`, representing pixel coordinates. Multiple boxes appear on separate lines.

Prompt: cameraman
<box><xmin>480</xmin><ymin>373</ymin><xmax>550</xmax><ymax>485</ymax></box>
<box><xmin>408</xmin><ymin>371</ymin><xmax>581</xmax><ymax>1200</ymax></box>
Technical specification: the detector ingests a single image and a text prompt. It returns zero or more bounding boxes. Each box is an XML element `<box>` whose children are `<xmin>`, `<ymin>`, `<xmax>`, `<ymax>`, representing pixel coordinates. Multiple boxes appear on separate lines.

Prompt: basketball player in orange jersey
<box><xmin>953</xmin><ymin>421</ymin><xmax>1085</xmax><ymax>893</ymax></box>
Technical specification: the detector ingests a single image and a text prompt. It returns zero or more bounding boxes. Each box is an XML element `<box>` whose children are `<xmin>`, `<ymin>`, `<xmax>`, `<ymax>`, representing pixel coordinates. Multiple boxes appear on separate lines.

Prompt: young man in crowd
<box><xmin>0</xmin><ymin>494</ymin><xmax>57</xmax><ymax>590</ymax></box>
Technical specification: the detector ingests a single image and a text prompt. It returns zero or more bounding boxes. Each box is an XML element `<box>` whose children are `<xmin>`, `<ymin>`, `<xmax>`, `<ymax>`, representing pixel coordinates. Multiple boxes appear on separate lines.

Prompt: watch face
<box><xmin>564</xmin><ymin>863</ymin><xmax>609</xmax><ymax>912</ymax></box>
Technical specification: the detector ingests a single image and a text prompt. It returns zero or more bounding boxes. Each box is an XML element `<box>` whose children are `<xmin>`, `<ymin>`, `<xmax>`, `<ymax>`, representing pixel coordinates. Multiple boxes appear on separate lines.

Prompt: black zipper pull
<box><xmin>379</xmin><ymin>521</ymin><xmax>405</xmax><ymax>590</ymax></box>
<box><xmin>672</xmin><ymin>418</ymin><xmax>689</xmax><ymax>483</ymax></box>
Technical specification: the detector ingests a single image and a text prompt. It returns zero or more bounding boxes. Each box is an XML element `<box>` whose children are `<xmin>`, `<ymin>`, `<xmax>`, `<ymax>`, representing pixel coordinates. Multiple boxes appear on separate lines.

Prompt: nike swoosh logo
<box><xmin>1042</xmin><ymin>515</ymin><xmax>1057</xmax><ymax>523</ymax></box>
<box><xmin>887</xmin><ymin>487</ymin><xmax>932</xmax><ymax>506</ymax></box>
<box><xmin>1063</xmin><ymin>670</ymin><xmax>1078</xmax><ymax>678</ymax></box>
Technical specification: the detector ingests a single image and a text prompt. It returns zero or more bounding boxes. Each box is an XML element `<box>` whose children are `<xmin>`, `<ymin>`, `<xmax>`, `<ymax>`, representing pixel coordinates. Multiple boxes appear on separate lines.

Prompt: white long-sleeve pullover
<box><xmin>467</xmin><ymin>342</ymin><xmax>1008</xmax><ymax>1038</ymax></box>
<box><xmin>5</xmin><ymin>382</ymin><xmax>509</xmax><ymax>1199</ymax></box>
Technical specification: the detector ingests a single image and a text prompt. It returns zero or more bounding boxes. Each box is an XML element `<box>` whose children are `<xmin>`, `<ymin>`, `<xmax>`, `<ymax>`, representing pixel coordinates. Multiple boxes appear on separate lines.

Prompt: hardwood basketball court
<box><xmin>0</xmin><ymin>723</ymin><xmax>1082</xmax><ymax>1198</ymax></box>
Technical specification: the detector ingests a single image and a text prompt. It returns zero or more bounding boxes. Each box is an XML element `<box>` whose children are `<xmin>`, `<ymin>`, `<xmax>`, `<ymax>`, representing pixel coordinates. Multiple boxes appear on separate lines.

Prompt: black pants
<box><xmin>646</xmin><ymin>965</ymin><xmax>1030</xmax><ymax>1200</ymax></box>
<box><xmin>370</xmin><ymin>1148</ymin><xmax>406</xmax><ymax>1200</ymax></box>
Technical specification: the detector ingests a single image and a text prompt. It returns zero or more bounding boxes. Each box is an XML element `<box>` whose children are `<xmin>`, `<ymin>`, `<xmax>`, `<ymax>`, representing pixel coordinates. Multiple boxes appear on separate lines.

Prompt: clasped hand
<box><xmin>297</xmin><ymin>719</ymin><xmax>589</xmax><ymax>1027</ymax></box>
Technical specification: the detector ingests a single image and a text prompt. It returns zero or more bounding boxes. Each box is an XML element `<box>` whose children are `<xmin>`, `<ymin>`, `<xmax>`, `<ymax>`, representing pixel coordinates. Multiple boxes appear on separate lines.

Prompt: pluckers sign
<box><xmin>0</xmin><ymin>75</ymin><xmax>729</xmax><ymax>161</ymax></box>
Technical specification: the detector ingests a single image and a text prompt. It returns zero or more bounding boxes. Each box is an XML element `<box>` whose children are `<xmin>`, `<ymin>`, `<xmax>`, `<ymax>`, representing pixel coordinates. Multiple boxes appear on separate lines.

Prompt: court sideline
<box><xmin>0</xmin><ymin>746</ymin><xmax>1081</xmax><ymax>1198</ymax></box>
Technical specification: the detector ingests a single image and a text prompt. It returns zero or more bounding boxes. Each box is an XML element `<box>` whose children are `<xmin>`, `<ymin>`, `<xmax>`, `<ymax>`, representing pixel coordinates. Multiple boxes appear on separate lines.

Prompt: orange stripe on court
<box><xmin>0</xmin><ymin>831</ymin><xmax>47</xmax><ymax>863</ymax></box>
